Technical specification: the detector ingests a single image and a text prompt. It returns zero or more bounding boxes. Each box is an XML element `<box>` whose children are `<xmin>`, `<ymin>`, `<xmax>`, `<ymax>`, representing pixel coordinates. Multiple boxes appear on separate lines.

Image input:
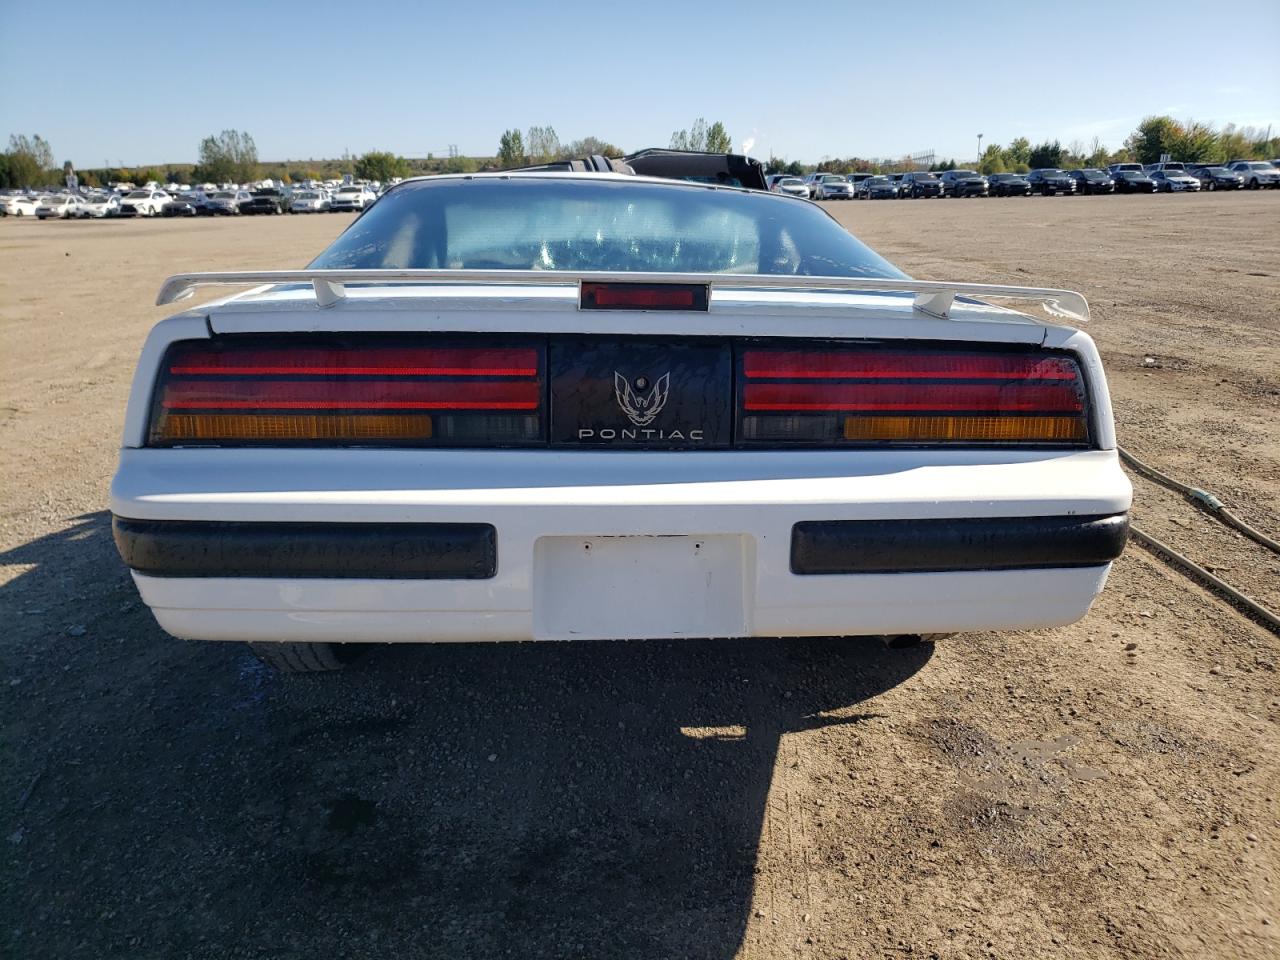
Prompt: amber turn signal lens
<box><xmin>154</xmin><ymin>413</ymin><xmax>433</xmax><ymax>442</ymax></box>
<box><xmin>843</xmin><ymin>415</ymin><xmax>1086</xmax><ymax>443</ymax></box>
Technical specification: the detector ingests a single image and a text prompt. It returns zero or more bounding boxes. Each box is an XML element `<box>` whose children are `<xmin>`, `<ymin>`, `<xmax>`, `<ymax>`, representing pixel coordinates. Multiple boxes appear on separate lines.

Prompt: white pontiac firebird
<box><xmin>111</xmin><ymin>171</ymin><xmax>1132</xmax><ymax>672</ymax></box>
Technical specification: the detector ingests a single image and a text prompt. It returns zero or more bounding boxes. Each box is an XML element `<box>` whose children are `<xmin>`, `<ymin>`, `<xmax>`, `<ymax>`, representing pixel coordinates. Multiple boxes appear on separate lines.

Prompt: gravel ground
<box><xmin>2</xmin><ymin>195</ymin><xmax>1277</xmax><ymax>959</ymax></box>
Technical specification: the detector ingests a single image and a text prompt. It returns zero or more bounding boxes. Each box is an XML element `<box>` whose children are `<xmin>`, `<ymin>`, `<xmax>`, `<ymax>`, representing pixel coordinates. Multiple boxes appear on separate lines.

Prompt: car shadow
<box><xmin>2</xmin><ymin>511</ymin><xmax>932</xmax><ymax>959</ymax></box>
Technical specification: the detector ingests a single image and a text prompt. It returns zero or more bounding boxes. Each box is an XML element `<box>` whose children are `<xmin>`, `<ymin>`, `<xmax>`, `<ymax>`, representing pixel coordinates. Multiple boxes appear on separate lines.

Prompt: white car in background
<box><xmin>808</xmin><ymin>173</ymin><xmax>856</xmax><ymax>200</ymax></box>
<box><xmin>329</xmin><ymin>184</ymin><xmax>377</xmax><ymax>211</ymax></box>
<box><xmin>111</xmin><ymin>170</ymin><xmax>1130</xmax><ymax>673</ymax></box>
<box><xmin>118</xmin><ymin>189</ymin><xmax>171</xmax><ymax>217</ymax></box>
<box><xmin>771</xmin><ymin>177</ymin><xmax>810</xmax><ymax>199</ymax></box>
<box><xmin>1227</xmin><ymin>161</ymin><xmax>1280</xmax><ymax>189</ymax></box>
<box><xmin>290</xmin><ymin>189</ymin><xmax>331</xmax><ymax>213</ymax></box>
<box><xmin>1</xmin><ymin>194</ymin><xmax>41</xmax><ymax>217</ymax></box>
<box><xmin>79</xmin><ymin>195</ymin><xmax>121</xmax><ymax>218</ymax></box>
<box><xmin>36</xmin><ymin>195</ymin><xmax>82</xmax><ymax>219</ymax></box>
<box><xmin>1149</xmin><ymin>170</ymin><xmax>1201</xmax><ymax>193</ymax></box>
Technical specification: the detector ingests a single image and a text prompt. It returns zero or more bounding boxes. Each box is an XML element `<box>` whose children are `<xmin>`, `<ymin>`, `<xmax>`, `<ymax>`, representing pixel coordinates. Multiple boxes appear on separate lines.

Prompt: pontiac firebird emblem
<box><xmin>614</xmin><ymin>371</ymin><xmax>671</xmax><ymax>426</ymax></box>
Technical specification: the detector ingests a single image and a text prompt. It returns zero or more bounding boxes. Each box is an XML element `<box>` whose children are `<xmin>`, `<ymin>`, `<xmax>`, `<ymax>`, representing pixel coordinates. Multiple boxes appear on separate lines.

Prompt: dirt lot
<box><xmin>2</xmin><ymin>195</ymin><xmax>1277</xmax><ymax>959</ymax></box>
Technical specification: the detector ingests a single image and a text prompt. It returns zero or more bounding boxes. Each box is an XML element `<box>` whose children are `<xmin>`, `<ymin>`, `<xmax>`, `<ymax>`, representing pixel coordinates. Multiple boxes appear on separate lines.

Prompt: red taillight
<box><xmin>738</xmin><ymin>346</ymin><xmax>1089</xmax><ymax>445</ymax></box>
<box><xmin>148</xmin><ymin>339</ymin><xmax>545</xmax><ymax>446</ymax></box>
<box><xmin>168</xmin><ymin>346</ymin><xmax>538</xmax><ymax>378</ymax></box>
<box><xmin>580</xmin><ymin>282</ymin><xmax>709</xmax><ymax>311</ymax></box>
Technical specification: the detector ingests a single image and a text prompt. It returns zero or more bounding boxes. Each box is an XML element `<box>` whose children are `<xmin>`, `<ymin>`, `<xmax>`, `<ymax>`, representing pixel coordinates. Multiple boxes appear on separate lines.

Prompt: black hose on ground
<box><xmin>1118</xmin><ymin>446</ymin><xmax>1280</xmax><ymax>555</ymax></box>
<box><xmin>1129</xmin><ymin>525</ymin><xmax>1280</xmax><ymax>636</ymax></box>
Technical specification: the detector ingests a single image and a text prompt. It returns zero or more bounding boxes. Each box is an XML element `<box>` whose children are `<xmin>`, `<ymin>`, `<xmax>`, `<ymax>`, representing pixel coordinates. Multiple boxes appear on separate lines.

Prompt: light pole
<box><xmin>977</xmin><ymin>133</ymin><xmax>984</xmax><ymax>163</ymax></box>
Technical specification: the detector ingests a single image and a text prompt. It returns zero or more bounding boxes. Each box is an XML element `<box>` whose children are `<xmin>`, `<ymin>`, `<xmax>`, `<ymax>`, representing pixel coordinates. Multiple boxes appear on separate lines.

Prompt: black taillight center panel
<box><xmin>549</xmin><ymin>337</ymin><xmax>732</xmax><ymax>449</ymax></box>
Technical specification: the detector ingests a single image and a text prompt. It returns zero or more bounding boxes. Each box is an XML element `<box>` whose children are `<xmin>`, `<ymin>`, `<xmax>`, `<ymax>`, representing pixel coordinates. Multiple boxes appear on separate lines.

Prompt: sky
<box><xmin>3</xmin><ymin>0</ymin><xmax>1277</xmax><ymax>168</ymax></box>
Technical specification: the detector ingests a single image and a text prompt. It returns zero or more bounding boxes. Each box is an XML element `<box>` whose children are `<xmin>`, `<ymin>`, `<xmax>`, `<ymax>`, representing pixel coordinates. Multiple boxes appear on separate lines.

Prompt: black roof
<box><xmin>507</xmin><ymin>148</ymin><xmax>768</xmax><ymax>191</ymax></box>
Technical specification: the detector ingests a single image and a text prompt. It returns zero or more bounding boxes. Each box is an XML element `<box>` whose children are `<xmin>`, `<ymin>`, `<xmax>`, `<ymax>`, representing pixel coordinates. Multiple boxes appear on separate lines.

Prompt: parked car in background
<box><xmin>290</xmin><ymin>189</ymin><xmax>332</xmax><ymax>212</ymax></box>
<box><xmin>1150</xmin><ymin>170</ymin><xmax>1201</xmax><ymax>193</ymax></box>
<box><xmin>939</xmin><ymin>169</ymin><xmax>988</xmax><ymax>197</ymax></box>
<box><xmin>36</xmin><ymin>195</ymin><xmax>81</xmax><ymax>219</ymax></box>
<box><xmin>1066</xmin><ymin>169</ymin><xmax>1115</xmax><ymax>195</ymax></box>
<box><xmin>329</xmin><ymin>184</ymin><xmax>378</xmax><ymax>211</ymax></box>
<box><xmin>1106</xmin><ymin>163</ymin><xmax>1144</xmax><ymax>176</ymax></box>
<box><xmin>1227</xmin><ymin>161</ymin><xmax>1280</xmax><ymax>189</ymax></box>
<box><xmin>1</xmin><ymin>194</ymin><xmax>42</xmax><ymax>217</ymax></box>
<box><xmin>206</xmin><ymin>190</ymin><xmax>251</xmax><ymax>215</ymax></box>
<box><xmin>809</xmin><ymin>174</ymin><xmax>855</xmax><ymax>200</ymax></box>
<box><xmin>118</xmin><ymin>189</ymin><xmax>171</xmax><ymax>217</ymax></box>
<box><xmin>1113</xmin><ymin>171</ymin><xmax>1157</xmax><ymax>193</ymax></box>
<box><xmin>899</xmin><ymin>172</ymin><xmax>942</xmax><ymax>198</ymax></box>
<box><xmin>847</xmin><ymin>173</ymin><xmax>874</xmax><ymax>195</ymax></box>
<box><xmin>863</xmin><ymin>175</ymin><xmax>898</xmax><ymax>199</ymax></box>
<box><xmin>1191</xmin><ymin>166</ymin><xmax>1244</xmax><ymax>191</ymax></box>
<box><xmin>242</xmin><ymin>187</ymin><xmax>291</xmax><ymax>215</ymax></box>
<box><xmin>79</xmin><ymin>195</ymin><xmax>120</xmax><ymax>218</ymax></box>
<box><xmin>772</xmin><ymin>177</ymin><xmax>809</xmax><ymax>199</ymax></box>
<box><xmin>163</xmin><ymin>193</ymin><xmax>215</xmax><ymax>217</ymax></box>
<box><xmin>987</xmin><ymin>173</ymin><xmax>1032</xmax><ymax>197</ymax></box>
<box><xmin>1026</xmin><ymin>169</ymin><xmax>1076</xmax><ymax>196</ymax></box>
<box><xmin>1144</xmin><ymin>162</ymin><xmax>1186</xmax><ymax>175</ymax></box>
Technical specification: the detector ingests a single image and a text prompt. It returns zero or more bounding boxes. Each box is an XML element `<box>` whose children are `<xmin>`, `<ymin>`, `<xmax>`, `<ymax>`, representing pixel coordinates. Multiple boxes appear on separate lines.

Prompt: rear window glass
<box><xmin>311</xmin><ymin>178</ymin><xmax>906</xmax><ymax>279</ymax></box>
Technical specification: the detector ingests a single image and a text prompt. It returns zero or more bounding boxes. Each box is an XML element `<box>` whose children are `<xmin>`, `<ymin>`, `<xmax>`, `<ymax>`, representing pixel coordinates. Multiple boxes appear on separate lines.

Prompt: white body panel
<box><xmin>112</xmin><ymin>212</ymin><xmax>1128</xmax><ymax>645</ymax></box>
<box><xmin>115</xmin><ymin>448</ymin><xmax>1128</xmax><ymax>643</ymax></box>
<box><xmin>134</xmin><ymin>568</ymin><xmax>1113</xmax><ymax>643</ymax></box>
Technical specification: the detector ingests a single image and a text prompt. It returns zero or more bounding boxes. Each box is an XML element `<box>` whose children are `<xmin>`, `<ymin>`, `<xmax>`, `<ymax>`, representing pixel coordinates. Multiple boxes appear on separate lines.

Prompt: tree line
<box><xmin>496</xmin><ymin>126</ymin><xmax>628</xmax><ymax>167</ymax></box>
<box><xmin>494</xmin><ymin>118</ymin><xmax>732</xmax><ymax>167</ymax></box>
<box><xmin>2</xmin><ymin>116</ymin><xmax>1273</xmax><ymax>190</ymax></box>
<box><xmin>769</xmin><ymin>117</ymin><xmax>1279</xmax><ymax>178</ymax></box>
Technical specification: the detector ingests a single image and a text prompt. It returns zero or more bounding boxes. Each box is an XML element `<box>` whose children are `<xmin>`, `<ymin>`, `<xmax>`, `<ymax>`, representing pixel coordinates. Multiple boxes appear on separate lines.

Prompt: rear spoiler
<box><xmin>156</xmin><ymin>270</ymin><xmax>1089</xmax><ymax>323</ymax></box>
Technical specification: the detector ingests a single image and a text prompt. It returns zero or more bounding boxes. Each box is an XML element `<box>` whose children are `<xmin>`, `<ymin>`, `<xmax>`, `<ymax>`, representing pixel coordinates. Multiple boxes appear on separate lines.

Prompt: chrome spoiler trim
<box><xmin>156</xmin><ymin>270</ymin><xmax>1090</xmax><ymax>322</ymax></box>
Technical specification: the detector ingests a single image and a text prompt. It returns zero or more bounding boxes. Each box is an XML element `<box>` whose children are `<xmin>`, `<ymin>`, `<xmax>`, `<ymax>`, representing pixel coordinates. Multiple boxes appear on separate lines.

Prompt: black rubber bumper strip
<box><xmin>112</xmin><ymin>517</ymin><xmax>496</xmax><ymax>579</ymax></box>
<box><xmin>791</xmin><ymin>513</ymin><xmax>1129</xmax><ymax>575</ymax></box>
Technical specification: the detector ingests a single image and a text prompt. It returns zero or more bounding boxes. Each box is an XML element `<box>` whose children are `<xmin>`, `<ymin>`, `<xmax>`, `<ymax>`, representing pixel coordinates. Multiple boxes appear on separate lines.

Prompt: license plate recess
<box><xmin>533</xmin><ymin>535</ymin><xmax>749</xmax><ymax>640</ymax></box>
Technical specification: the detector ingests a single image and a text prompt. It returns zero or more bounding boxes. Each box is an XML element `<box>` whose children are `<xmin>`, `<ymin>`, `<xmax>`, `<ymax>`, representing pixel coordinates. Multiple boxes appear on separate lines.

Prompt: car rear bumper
<box><xmin>111</xmin><ymin>448</ymin><xmax>1132</xmax><ymax>642</ymax></box>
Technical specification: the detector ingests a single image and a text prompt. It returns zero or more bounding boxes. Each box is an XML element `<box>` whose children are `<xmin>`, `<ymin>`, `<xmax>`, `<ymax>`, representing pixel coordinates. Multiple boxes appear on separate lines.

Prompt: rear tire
<box><xmin>884</xmin><ymin>634</ymin><xmax>924</xmax><ymax>649</ymax></box>
<box><xmin>248</xmin><ymin>641</ymin><xmax>364</xmax><ymax>673</ymax></box>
